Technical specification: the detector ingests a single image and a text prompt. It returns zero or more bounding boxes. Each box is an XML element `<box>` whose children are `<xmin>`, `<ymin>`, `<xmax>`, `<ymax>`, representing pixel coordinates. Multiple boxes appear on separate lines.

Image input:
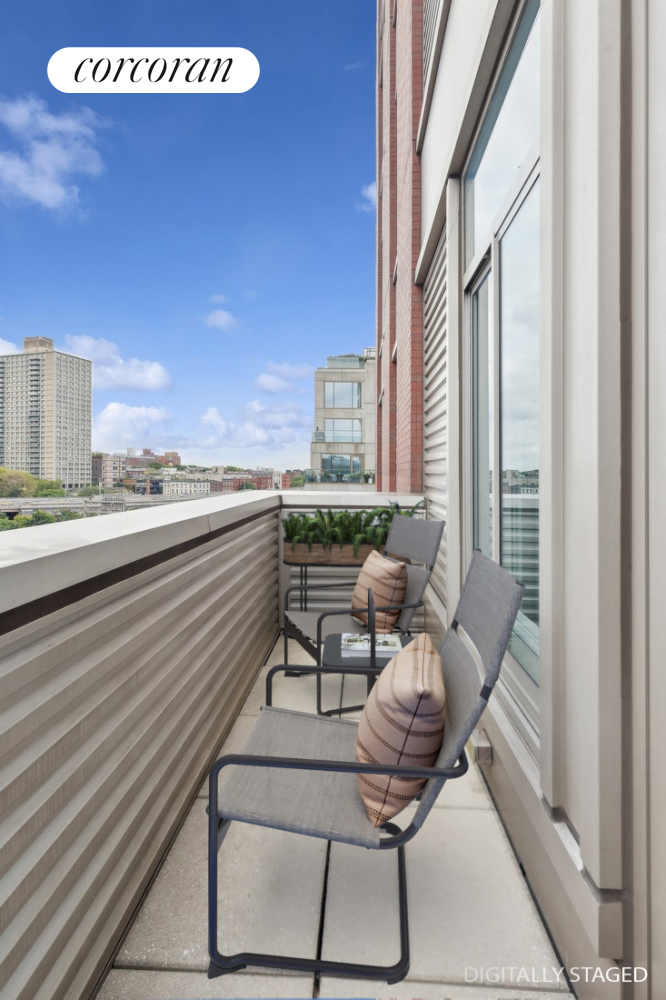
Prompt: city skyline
<box><xmin>0</xmin><ymin>0</ymin><xmax>376</xmax><ymax>468</ymax></box>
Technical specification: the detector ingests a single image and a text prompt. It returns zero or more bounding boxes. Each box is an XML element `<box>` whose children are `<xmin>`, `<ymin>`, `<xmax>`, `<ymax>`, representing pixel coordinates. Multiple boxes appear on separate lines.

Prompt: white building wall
<box><xmin>416</xmin><ymin>0</ymin><xmax>641</xmax><ymax>992</ymax></box>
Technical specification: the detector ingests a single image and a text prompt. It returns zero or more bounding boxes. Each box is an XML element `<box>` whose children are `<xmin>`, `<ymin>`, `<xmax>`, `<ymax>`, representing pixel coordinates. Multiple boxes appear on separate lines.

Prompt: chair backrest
<box><xmin>384</xmin><ymin>515</ymin><xmax>444</xmax><ymax>569</ymax></box>
<box><xmin>411</xmin><ymin>550</ymin><xmax>524</xmax><ymax>831</ymax></box>
<box><xmin>395</xmin><ymin>563</ymin><xmax>431</xmax><ymax>632</ymax></box>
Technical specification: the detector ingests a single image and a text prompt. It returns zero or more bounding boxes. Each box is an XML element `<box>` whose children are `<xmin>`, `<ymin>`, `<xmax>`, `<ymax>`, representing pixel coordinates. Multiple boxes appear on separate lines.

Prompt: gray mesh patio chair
<box><xmin>207</xmin><ymin>550</ymin><xmax>524</xmax><ymax>985</ymax></box>
<box><xmin>282</xmin><ymin>514</ymin><xmax>444</xmax><ymax>667</ymax></box>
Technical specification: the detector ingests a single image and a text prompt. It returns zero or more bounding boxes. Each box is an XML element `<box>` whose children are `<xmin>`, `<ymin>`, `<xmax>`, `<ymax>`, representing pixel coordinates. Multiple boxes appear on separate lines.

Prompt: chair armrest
<box><xmin>210</xmin><ymin>749</ymin><xmax>468</xmax><ymax>785</ymax></box>
<box><xmin>209</xmin><ymin>749</ymin><xmax>468</xmax><ymax>851</ymax></box>
<box><xmin>284</xmin><ymin>581</ymin><xmax>352</xmax><ymax>611</ymax></box>
<box><xmin>314</xmin><ymin>599</ymin><xmax>424</xmax><ymax>661</ymax></box>
<box><xmin>266</xmin><ymin>661</ymin><xmax>384</xmax><ymax>705</ymax></box>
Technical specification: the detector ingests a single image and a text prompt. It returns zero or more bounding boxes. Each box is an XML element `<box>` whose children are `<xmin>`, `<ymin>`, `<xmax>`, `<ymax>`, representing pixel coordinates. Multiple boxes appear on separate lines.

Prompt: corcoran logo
<box><xmin>48</xmin><ymin>47</ymin><xmax>260</xmax><ymax>94</ymax></box>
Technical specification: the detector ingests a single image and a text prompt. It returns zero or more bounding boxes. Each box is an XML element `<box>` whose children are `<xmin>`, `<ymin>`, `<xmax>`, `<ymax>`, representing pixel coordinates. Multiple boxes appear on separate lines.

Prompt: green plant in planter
<box><xmin>282</xmin><ymin>501</ymin><xmax>424</xmax><ymax>554</ymax></box>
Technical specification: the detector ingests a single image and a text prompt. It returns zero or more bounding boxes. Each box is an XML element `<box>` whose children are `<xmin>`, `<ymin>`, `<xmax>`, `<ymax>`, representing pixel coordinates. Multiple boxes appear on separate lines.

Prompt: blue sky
<box><xmin>0</xmin><ymin>0</ymin><xmax>376</xmax><ymax>469</ymax></box>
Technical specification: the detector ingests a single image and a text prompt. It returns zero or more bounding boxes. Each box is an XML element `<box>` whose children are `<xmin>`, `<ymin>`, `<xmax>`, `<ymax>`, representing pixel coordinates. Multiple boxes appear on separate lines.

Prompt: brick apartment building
<box><xmin>376</xmin><ymin>1</ymin><xmax>423</xmax><ymax>493</ymax></box>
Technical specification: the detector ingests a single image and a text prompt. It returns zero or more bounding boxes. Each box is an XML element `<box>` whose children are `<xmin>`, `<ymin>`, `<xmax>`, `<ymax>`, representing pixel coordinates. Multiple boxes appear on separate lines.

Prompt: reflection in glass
<box><xmin>321</xmin><ymin>454</ymin><xmax>362</xmax><ymax>474</ymax></box>
<box><xmin>324</xmin><ymin>382</ymin><xmax>362</xmax><ymax>408</ymax></box>
<box><xmin>464</xmin><ymin>0</ymin><xmax>540</xmax><ymax>266</ymax></box>
<box><xmin>500</xmin><ymin>181</ymin><xmax>540</xmax><ymax>682</ymax></box>
<box><xmin>324</xmin><ymin>418</ymin><xmax>362</xmax><ymax>442</ymax></box>
<box><xmin>472</xmin><ymin>273</ymin><xmax>493</xmax><ymax>557</ymax></box>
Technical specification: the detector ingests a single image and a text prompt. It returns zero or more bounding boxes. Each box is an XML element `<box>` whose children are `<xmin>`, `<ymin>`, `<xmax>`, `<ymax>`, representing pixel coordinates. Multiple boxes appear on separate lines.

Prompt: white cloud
<box><xmin>200</xmin><ymin>406</ymin><xmax>228</xmax><ymax>435</ymax></box>
<box><xmin>64</xmin><ymin>334</ymin><xmax>171</xmax><ymax>390</ymax></box>
<box><xmin>0</xmin><ymin>95</ymin><xmax>107</xmax><ymax>212</ymax></box>
<box><xmin>188</xmin><ymin>399</ymin><xmax>310</xmax><ymax>454</ymax></box>
<box><xmin>356</xmin><ymin>181</ymin><xmax>377</xmax><ymax>214</ymax></box>
<box><xmin>344</xmin><ymin>61</ymin><xmax>366</xmax><ymax>72</ymax></box>
<box><xmin>266</xmin><ymin>361</ymin><xmax>314</xmax><ymax>378</ymax></box>
<box><xmin>204</xmin><ymin>308</ymin><xmax>238</xmax><ymax>331</ymax></box>
<box><xmin>254</xmin><ymin>360</ymin><xmax>314</xmax><ymax>393</ymax></box>
<box><xmin>255</xmin><ymin>373</ymin><xmax>292</xmax><ymax>393</ymax></box>
<box><xmin>208</xmin><ymin>293</ymin><xmax>226</xmax><ymax>303</ymax></box>
<box><xmin>93</xmin><ymin>402</ymin><xmax>170</xmax><ymax>451</ymax></box>
<box><xmin>0</xmin><ymin>337</ymin><xmax>19</xmax><ymax>354</ymax></box>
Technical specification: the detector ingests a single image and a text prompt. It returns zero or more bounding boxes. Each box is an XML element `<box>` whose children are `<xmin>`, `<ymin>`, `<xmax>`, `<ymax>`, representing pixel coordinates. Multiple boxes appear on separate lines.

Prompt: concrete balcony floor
<box><xmin>97</xmin><ymin>641</ymin><xmax>573</xmax><ymax>1000</ymax></box>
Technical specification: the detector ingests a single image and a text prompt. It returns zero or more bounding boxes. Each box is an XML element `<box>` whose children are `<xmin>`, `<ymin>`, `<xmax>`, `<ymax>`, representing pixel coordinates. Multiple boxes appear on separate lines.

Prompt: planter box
<box><xmin>283</xmin><ymin>541</ymin><xmax>386</xmax><ymax>566</ymax></box>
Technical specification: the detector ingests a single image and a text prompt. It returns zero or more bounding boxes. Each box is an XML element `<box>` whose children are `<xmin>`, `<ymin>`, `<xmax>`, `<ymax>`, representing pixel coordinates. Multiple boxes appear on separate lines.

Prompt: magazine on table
<box><xmin>340</xmin><ymin>633</ymin><xmax>403</xmax><ymax>657</ymax></box>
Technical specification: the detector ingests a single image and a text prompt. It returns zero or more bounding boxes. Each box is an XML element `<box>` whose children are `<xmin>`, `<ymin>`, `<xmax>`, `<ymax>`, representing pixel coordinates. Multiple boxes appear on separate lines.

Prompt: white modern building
<box><xmin>307</xmin><ymin>348</ymin><xmax>377</xmax><ymax>489</ymax></box>
<box><xmin>0</xmin><ymin>337</ymin><xmax>91</xmax><ymax>489</ymax></box>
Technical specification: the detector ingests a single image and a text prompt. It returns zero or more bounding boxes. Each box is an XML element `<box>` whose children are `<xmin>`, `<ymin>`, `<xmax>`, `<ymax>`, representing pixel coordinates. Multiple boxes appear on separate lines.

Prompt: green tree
<box><xmin>11</xmin><ymin>514</ymin><xmax>34</xmax><ymax>528</ymax></box>
<box><xmin>289</xmin><ymin>475</ymin><xmax>305</xmax><ymax>488</ymax></box>
<box><xmin>0</xmin><ymin>513</ymin><xmax>15</xmax><ymax>530</ymax></box>
<box><xmin>55</xmin><ymin>508</ymin><xmax>83</xmax><ymax>521</ymax></box>
<box><xmin>147</xmin><ymin>462</ymin><xmax>163</xmax><ymax>469</ymax></box>
<box><xmin>225</xmin><ymin>466</ymin><xmax>245</xmax><ymax>473</ymax></box>
<box><xmin>238</xmin><ymin>481</ymin><xmax>256</xmax><ymax>491</ymax></box>
<box><xmin>34</xmin><ymin>479</ymin><xmax>65</xmax><ymax>497</ymax></box>
<box><xmin>77</xmin><ymin>485</ymin><xmax>103</xmax><ymax>496</ymax></box>
<box><xmin>0</xmin><ymin>468</ymin><xmax>37</xmax><ymax>497</ymax></box>
<box><xmin>30</xmin><ymin>509</ymin><xmax>58</xmax><ymax>525</ymax></box>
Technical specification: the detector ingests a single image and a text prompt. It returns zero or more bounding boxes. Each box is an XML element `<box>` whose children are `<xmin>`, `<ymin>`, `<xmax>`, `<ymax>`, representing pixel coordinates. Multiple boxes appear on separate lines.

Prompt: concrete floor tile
<box><xmin>98</xmin><ymin>969</ymin><xmax>314</xmax><ymax>999</ymax></box>
<box><xmin>432</xmin><ymin>762</ymin><xmax>494</xmax><ymax>811</ymax></box>
<box><xmin>267</xmin><ymin>638</ymin><xmax>318</xmax><ymax>668</ymax></box>
<box><xmin>321</xmin><ymin>808</ymin><xmax>567</xmax><ymax>989</ymax></box>
<box><xmin>116</xmin><ymin>801</ymin><xmax>327</xmax><ymax>972</ymax></box>
<box><xmin>242</xmin><ymin>663</ymin><xmax>343</xmax><ymax>717</ymax></box>
<box><xmin>319</xmin><ymin>979</ymin><xmax>570</xmax><ymax>999</ymax></box>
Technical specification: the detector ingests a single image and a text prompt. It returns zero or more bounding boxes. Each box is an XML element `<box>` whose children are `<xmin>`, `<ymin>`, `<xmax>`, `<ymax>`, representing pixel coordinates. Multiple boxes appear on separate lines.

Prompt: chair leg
<box><xmin>208</xmin><ymin>815</ymin><xmax>410</xmax><ymax>984</ymax></box>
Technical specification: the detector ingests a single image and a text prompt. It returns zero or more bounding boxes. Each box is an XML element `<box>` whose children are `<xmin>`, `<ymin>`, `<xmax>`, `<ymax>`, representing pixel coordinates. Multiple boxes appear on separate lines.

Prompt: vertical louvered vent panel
<box><xmin>423</xmin><ymin>0</ymin><xmax>443</xmax><ymax>84</ymax></box>
<box><xmin>423</xmin><ymin>224</ymin><xmax>449</xmax><ymax>608</ymax></box>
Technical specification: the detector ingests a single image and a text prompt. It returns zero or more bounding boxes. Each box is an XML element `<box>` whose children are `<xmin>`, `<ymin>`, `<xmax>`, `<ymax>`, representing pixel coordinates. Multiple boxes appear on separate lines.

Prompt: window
<box><xmin>464</xmin><ymin>0</ymin><xmax>540</xmax><ymax>267</ymax></box>
<box><xmin>324</xmin><ymin>382</ymin><xmax>361</xmax><ymax>408</ymax></box>
<box><xmin>324</xmin><ymin>419</ymin><xmax>362</xmax><ymax>442</ymax></box>
<box><xmin>321</xmin><ymin>454</ymin><xmax>362</xmax><ymax>474</ymax></box>
<box><xmin>464</xmin><ymin>2</ymin><xmax>541</xmax><ymax>688</ymax></box>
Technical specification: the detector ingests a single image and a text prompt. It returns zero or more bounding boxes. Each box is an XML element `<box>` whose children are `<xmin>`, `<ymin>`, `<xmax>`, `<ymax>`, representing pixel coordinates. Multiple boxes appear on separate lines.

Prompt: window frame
<box><xmin>324</xmin><ymin>381</ymin><xmax>362</xmax><ymax>409</ymax></box>
<box><xmin>461</xmin><ymin>9</ymin><xmax>542</xmax><ymax>758</ymax></box>
<box><xmin>324</xmin><ymin>418</ymin><xmax>363</xmax><ymax>443</ymax></box>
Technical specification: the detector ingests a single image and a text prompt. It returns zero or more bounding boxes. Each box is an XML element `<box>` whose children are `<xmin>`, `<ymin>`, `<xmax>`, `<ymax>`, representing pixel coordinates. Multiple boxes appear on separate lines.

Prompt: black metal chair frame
<box><xmin>207</xmin><ymin>549</ymin><xmax>524</xmax><ymax>986</ymax></box>
<box><xmin>207</xmin><ymin>750</ymin><xmax>469</xmax><ymax>983</ymax></box>
<box><xmin>282</xmin><ymin>516</ymin><xmax>443</xmax><ymax>673</ymax></box>
<box><xmin>283</xmin><ymin>585</ymin><xmax>423</xmax><ymax>713</ymax></box>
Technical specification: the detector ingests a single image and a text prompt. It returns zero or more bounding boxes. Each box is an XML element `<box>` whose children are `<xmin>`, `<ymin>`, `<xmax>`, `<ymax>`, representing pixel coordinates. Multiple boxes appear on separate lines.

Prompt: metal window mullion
<box><xmin>491</xmin><ymin>238</ymin><xmax>502</xmax><ymax>564</ymax></box>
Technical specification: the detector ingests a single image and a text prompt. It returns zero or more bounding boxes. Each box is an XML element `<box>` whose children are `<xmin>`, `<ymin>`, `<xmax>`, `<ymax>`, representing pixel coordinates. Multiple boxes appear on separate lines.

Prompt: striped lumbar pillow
<box><xmin>351</xmin><ymin>549</ymin><xmax>408</xmax><ymax>633</ymax></box>
<box><xmin>355</xmin><ymin>632</ymin><xmax>446</xmax><ymax>827</ymax></box>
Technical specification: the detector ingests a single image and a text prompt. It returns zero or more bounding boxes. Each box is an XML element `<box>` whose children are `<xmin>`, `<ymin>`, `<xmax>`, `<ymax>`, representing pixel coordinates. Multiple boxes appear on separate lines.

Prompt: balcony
<box><xmin>303</xmin><ymin>469</ymin><xmax>376</xmax><ymax>488</ymax></box>
<box><xmin>0</xmin><ymin>492</ymin><xmax>571</xmax><ymax>1000</ymax></box>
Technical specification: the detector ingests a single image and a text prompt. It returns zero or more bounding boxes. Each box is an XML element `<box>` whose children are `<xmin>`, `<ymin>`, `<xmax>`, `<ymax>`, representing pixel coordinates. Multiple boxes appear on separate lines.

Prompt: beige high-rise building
<box><xmin>0</xmin><ymin>336</ymin><xmax>92</xmax><ymax>489</ymax></box>
<box><xmin>307</xmin><ymin>348</ymin><xmax>377</xmax><ymax>490</ymax></box>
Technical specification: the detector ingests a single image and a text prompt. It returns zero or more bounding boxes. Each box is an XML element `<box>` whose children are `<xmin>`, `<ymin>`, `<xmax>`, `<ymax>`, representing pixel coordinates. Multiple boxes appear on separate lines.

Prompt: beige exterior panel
<box><xmin>0</xmin><ymin>501</ymin><xmax>280</xmax><ymax>1000</ymax></box>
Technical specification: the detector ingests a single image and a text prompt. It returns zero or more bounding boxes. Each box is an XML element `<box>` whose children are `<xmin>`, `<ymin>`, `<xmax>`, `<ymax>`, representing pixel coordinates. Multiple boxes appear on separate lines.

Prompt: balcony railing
<box><xmin>304</xmin><ymin>468</ymin><xmax>376</xmax><ymax>484</ymax></box>
<box><xmin>0</xmin><ymin>489</ymin><xmax>417</xmax><ymax>1000</ymax></box>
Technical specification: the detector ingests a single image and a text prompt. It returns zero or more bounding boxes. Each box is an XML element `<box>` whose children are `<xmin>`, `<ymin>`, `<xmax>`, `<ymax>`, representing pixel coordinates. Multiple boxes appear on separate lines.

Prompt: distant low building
<box><xmin>92</xmin><ymin>453</ymin><xmax>127</xmax><ymax>489</ymax></box>
<box><xmin>161</xmin><ymin>480</ymin><xmax>211</xmax><ymax>497</ymax></box>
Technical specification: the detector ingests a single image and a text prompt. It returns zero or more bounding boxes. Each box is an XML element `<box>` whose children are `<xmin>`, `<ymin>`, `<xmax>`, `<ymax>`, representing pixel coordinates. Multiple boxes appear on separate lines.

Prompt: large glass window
<box><xmin>321</xmin><ymin>454</ymin><xmax>362</xmax><ymax>474</ymax></box>
<box><xmin>464</xmin><ymin>0</ymin><xmax>540</xmax><ymax>267</ymax></box>
<box><xmin>324</xmin><ymin>418</ymin><xmax>362</xmax><ymax>442</ymax></box>
<box><xmin>324</xmin><ymin>382</ymin><xmax>362</xmax><ymax>408</ymax></box>
<box><xmin>465</xmin><ymin>2</ymin><xmax>541</xmax><ymax>686</ymax></box>
<box><xmin>500</xmin><ymin>181</ymin><xmax>540</xmax><ymax>682</ymax></box>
